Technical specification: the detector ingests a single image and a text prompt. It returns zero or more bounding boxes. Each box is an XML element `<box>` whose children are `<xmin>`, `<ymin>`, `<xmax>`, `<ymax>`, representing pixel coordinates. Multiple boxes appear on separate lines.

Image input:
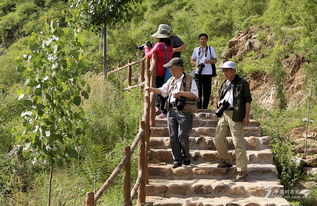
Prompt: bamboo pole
<box><xmin>84</xmin><ymin>192</ymin><xmax>95</xmax><ymax>206</ymax></box>
<box><xmin>123</xmin><ymin>146</ymin><xmax>132</xmax><ymax>206</ymax></box>
<box><xmin>137</xmin><ymin>121</ymin><xmax>146</xmax><ymax>205</ymax></box>
<box><xmin>128</xmin><ymin>60</ymin><xmax>132</xmax><ymax>87</ymax></box>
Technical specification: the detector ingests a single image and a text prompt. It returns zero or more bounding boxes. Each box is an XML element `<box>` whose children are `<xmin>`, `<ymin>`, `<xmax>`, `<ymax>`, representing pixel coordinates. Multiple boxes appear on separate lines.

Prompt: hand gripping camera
<box><xmin>138</xmin><ymin>40</ymin><xmax>152</xmax><ymax>50</ymax></box>
<box><xmin>197</xmin><ymin>63</ymin><xmax>205</xmax><ymax>75</ymax></box>
<box><xmin>215</xmin><ymin>100</ymin><xmax>230</xmax><ymax>117</ymax></box>
<box><xmin>174</xmin><ymin>97</ymin><xmax>186</xmax><ymax>111</ymax></box>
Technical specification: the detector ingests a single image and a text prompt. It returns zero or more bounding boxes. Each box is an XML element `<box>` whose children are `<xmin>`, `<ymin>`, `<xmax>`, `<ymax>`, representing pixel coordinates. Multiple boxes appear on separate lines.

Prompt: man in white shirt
<box><xmin>145</xmin><ymin>57</ymin><xmax>198</xmax><ymax>168</ymax></box>
<box><xmin>191</xmin><ymin>33</ymin><xmax>217</xmax><ymax>109</ymax></box>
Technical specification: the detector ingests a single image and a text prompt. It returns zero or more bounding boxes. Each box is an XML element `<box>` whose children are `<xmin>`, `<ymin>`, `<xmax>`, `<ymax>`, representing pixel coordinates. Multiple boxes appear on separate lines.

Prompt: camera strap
<box><xmin>220</xmin><ymin>81</ymin><xmax>234</xmax><ymax>102</ymax></box>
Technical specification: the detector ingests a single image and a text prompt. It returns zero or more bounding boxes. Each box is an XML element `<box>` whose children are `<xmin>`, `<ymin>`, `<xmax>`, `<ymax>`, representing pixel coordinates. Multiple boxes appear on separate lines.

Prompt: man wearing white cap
<box><xmin>214</xmin><ymin>61</ymin><xmax>252</xmax><ymax>181</ymax></box>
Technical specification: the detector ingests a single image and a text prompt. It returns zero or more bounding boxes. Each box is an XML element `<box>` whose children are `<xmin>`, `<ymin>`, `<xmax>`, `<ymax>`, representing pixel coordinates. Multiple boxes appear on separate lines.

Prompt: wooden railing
<box><xmin>84</xmin><ymin>55</ymin><xmax>157</xmax><ymax>206</ymax></box>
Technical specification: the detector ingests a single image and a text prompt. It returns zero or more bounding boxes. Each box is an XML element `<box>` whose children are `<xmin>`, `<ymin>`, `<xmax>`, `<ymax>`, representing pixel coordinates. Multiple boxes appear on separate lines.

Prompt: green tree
<box><xmin>69</xmin><ymin>0</ymin><xmax>140</xmax><ymax>74</ymax></box>
<box><xmin>16</xmin><ymin>24</ymin><xmax>90</xmax><ymax>206</ymax></box>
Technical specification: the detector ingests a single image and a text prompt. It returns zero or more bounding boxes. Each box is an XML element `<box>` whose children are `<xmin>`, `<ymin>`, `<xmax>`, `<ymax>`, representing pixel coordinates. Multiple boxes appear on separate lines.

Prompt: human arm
<box><xmin>173</xmin><ymin>44</ymin><xmax>187</xmax><ymax>53</ymax></box>
<box><xmin>243</xmin><ymin>102</ymin><xmax>251</xmax><ymax>126</ymax></box>
<box><xmin>191</xmin><ymin>48</ymin><xmax>198</xmax><ymax>66</ymax></box>
<box><xmin>173</xmin><ymin>78</ymin><xmax>198</xmax><ymax>99</ymax></box>
<box><xmin>144</xmin><ymin>87</ymin><xmax>163</xmax><ymax>95</ymax></box>
<box><xmin>144</xmin><ymin>43</ymin><xmax>159</xmax><ymax>59</ymax></box>
<box><xmin>243</xmin><ymin>81</ymin><xmax>252</xmax><ymax>126</ymax></box>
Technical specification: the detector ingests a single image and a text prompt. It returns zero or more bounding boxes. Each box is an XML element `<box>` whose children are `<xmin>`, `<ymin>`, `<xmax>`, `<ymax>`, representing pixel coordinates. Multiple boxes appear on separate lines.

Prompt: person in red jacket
<box><xmin>145</xmin><ymin>26</ymin><xmax>173</xmax><ymax>118</ymax></box>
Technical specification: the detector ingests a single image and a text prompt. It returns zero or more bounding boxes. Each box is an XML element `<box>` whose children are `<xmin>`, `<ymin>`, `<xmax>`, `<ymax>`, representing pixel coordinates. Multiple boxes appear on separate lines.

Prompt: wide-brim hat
<box><xmin>151</xmin><ymin>24</ymin><xmax>170</xmax><ymax>38</ymax></box>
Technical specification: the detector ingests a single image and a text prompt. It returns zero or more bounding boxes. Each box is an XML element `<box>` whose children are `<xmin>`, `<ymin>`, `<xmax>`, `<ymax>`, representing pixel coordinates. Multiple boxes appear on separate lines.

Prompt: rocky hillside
<box><xmin>221</xmin><ymin>26</ymin><xmax>307</xmax><ymax>109</ymax></box>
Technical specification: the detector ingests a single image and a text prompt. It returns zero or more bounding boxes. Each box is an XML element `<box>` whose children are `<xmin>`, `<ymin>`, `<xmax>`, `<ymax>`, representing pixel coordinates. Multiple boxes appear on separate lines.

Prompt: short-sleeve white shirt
<box><xmin>159</xmin><ymin>74</ymin><xmax>198</xmax><ymax>103</ymax></box>
<box><xmin>191</xmin><ymin>46</ymin><xmax>217</xmax><ymax>75</ymax></box>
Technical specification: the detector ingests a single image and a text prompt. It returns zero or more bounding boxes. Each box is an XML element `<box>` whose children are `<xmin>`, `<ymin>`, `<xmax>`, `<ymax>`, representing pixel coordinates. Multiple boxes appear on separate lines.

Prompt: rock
<box><xmin>247</xmin><ymin>186</ymin><xmax>265</xmax><ymax>197</ymax></box>
<box><xmin>166</xmin><ymin>184</ymin><xmax>188</xmax><ymax>196</ymax></box>
<box><xmin>229</xmin><ymin>186</ymin><xmax>245</xmax><ymax>196</ymax></box>
<box><xmin>303</xmin><ymin>167</ymin><xmax>317</xmax><ymax>175</ymax></box>
<box><xmin>298</xmin><ymin>181</ymin><xmax>317</xmax><ymax>190</ymax></box>
<box><xmin>192</xmin><ymin>184</ymin><xmax>213</xmax><ymax>194</ymax></box>
<box><xmin>293</xmin><ymin>156</ymin><xmax>306</xmax><ymax>167</ymax></box>
<box><xmin>305</xmin><ymin>156</ymin><xmax>317</xmax><ymax>167</ymax></box>
<box><xmin>173</xmin><ymin>167</ymin><xmax>191</xmax><ymax>176</ymax></box>
<box><xmin>213</xmin><ymin>183</ymin><xmax>230</xmax><ymax>194</ymax></box>
<box><xmin>247</xmin><ymin>136</ymin><xmax>259</xmax><ymax>148</ymax></box>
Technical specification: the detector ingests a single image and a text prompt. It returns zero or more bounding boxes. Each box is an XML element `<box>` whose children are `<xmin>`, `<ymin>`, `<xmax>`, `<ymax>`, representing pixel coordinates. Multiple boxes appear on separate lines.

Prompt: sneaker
<box><xmin>172</xmin><ymin>162</ymin><xmax>182</xmax><ymax>169</ymax></box>
<box><xmin>157</xmin><ymin>113</ymin><xmax>167</xmax><ymax>119</ymax></box>
<box><xmin>217</xmin><ymin>160</ymin><xmax>232</xmax><ymax>168</ymax></box>
<box><xmin>183</xmin><ymin>160</ymin><xmax>191</xmax><ymax>166</ymax></box>
<box><xmin>235</xmin><ymin>171</ymin><xmax>248</xmax><ymax>181</ymax></box>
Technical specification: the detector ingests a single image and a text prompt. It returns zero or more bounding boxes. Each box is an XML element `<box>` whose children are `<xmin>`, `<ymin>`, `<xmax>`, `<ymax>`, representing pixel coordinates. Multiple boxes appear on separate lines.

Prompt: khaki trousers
<box><xmin>214</xmin><ymin>110</ymin><xmax>247</xmax><ymax>172</ymax></box>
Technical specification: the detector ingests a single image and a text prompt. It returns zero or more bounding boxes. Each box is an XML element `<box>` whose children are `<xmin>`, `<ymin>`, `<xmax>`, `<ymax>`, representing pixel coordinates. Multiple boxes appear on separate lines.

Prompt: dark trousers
<box><xmin>156</xmin><ymin>76</ymin><xmax>167</xmax><ymax>114</ymax></box>
<box><xmin>167</xmin><ymin>106</ymin><xmax>193</xmax><ymax>163</ymax></box>
<box><xmin>195</xmin><ymin>74</ymin><xmax>212</xmax><ymax>109</ymax></box>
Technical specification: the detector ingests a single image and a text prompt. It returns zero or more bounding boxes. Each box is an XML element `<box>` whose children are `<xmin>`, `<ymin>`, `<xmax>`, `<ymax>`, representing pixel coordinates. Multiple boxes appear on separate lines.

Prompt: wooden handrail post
<box><xmin>84</xmin><ymin>192</ymin><xmax>95</xmax><ymax>206</ymax></box>
<box><xmin>140</xmin><ymin>57</ymin><xmax>145</xmax><ymax>93</ymax></box>
<box><xmin>137</xmin><ymin>121</ymin><xmax>146</xmax><ymax>205</ymax></box>
<box><xmin>128</xmin><ymin>59</ymin><xmax>132</xmax><ymax>87</ymax></box>
<box><xmin>124</xmin><ymin>146</ymin><xmax>132</xmax><ymax>206</ymax></box>
<box><xmin>149</xmin><ymin>55</ymin><xmax>157</xmax><ymax>127</ymax></box>
<box><xmin>140</xmin><ymin>57</ymin><xmax>145</xmax><ymax>83</ymax></box>
<box><xmin>143</xmin><ymin>57</ymin><xmax>151</xmax><ymax>184</ymax></box>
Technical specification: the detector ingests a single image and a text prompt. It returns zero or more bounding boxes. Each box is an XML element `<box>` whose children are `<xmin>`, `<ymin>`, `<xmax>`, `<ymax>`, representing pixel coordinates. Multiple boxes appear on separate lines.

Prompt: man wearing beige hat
<box><xmin>214</xmin><ymin>61</ymin><xmax>252</xmax><ymax>181</ymax></box>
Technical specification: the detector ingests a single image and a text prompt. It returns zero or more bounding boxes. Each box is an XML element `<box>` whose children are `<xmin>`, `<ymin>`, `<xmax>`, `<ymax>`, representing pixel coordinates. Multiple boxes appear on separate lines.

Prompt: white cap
<box><xmin>220</xmin><ymin>61</ymin><xmax>236</xmax><ymax>70</ymax></box>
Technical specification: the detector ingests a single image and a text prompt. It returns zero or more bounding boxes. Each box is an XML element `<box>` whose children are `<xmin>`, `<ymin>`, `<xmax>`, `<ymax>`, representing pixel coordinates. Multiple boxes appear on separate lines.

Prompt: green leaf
<box><xmin>81</xmin><ymin>91</ymin><xmax>89</xmax><ymax>99</ymax></box>
<box><xmin>73</xmin><ymin>96</ymin><xmax>81</xmax><ymax>106</ymax></box>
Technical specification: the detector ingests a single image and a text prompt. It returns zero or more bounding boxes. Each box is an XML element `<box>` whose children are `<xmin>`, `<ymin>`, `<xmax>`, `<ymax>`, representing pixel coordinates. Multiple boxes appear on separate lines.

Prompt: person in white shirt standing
<box><xmin>191</xmin><ymin>33</ymin><xmax>217</xmax><ymax>109</ymax></box>
<box><xmin>145</xmin><ymin>57</ymin><xmax>198</xmax><ymax>168</ymax></box>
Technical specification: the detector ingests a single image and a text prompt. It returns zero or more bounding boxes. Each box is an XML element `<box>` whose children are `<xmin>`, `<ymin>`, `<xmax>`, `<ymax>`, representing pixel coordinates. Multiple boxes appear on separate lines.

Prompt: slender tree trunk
<box><xmin>103</xmin><ymin>23</ymin><xmax>108</xmax><ymax>75</ymax></box>
<box><xmin>48</xmin><ymin>164</ymin><xmax>53</xmax><ymax>206</ymax></box>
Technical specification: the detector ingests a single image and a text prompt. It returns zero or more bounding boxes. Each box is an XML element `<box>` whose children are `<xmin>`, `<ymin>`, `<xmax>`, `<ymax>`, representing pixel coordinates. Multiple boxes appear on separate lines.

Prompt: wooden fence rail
<box><xmin>84</xmin><ymin>55</ymin><xmax>157</xmax><ymax>206</ymax></box>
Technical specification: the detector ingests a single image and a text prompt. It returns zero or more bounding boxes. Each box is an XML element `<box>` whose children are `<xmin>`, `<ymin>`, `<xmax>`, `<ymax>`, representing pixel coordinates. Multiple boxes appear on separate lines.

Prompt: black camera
<box><xmin>137</xmin><ymin>40</ymin><xmax>152</xmax><ymax>50</ymax></box>
<box><xmin>197</xmin><ymin>63</ymin><xmax>205</xmax><ymax>75</ymax></box>
<box><xmin>215</xmin><ymin>100</ymin><xmax>230</xmax><ymax>117</ymax></box>
<box><xmin>175</xmin><ymin>97</ymin><xmax>186</xmax><ymax>111</ymax></box>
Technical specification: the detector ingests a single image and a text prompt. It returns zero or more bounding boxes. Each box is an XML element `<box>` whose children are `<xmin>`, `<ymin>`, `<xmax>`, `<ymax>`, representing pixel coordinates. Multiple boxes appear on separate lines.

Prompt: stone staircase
<box><xmin>145</xmin><ymin>110</ymin><xmax>291</xmax><ymax>206</ymax></box>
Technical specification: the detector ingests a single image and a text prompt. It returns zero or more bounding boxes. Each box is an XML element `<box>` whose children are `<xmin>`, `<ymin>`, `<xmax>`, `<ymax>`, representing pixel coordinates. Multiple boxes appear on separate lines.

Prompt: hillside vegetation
<box><xmin>0</xmin><ymin>0</ymin><xmax>317</xmax><ymax>205</ymax></box>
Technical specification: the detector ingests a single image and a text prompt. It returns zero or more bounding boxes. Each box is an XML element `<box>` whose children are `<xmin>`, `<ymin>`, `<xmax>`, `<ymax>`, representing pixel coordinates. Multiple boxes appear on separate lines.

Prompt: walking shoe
<box><xmin>235</xmin><ymin>171</ymin><xmax>248</xmax><ymax>181</ymax></box>
<box><xmin>157</xmin><ymin>113</ymin><xmax>167</xmax><ymax>119</ymax></box>
<box><xmin>183</xmin><ymin>160</ymin><xmax>191</xmax><ymax>166</ymax></box>
<box><xmin>172</xmin><ymin>162</ymin><xmax>182</xmax><ymax>169</ymax></box>
<box><xmin>217</xmin><ymin>160</ymin><xmax>232</xmax><ymax>168</ymax></box>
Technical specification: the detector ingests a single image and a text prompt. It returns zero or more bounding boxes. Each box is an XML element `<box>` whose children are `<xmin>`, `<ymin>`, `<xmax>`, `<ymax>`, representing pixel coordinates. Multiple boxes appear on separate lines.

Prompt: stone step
<box><xmin>148</xmin><ymin>163</ymin><xmax>278</xmax><ymax>180</ymax></box>
<box><xmin>146</xmin><ymin>196</ymin><xmax>291</xmax><ymax>206</ymax></box>
<box><xmin>149</xmin><ymin>136</ymin><xmax>271</xmax><ymax>151</ymax></box>
<box><xmin>149</xmin><ymin>149</ymin><xmax>273</xmax><ymax>164</ymax></box>
<box><xmin>145</xmin><ymin>178</ymin><xmax>284</xmax><ymax>199</ymax></box>
<box><xmin>155</xmin><ymin>119</ymin><xmax>260</xmax><ymax>128</ymax></box>
<box><xmin>150</xmin><ymin>127</ymin><xmax>262</xmax><ymax>137</ymax></box>
<box><xmin>193</xmin><ymin>111</ymin><xmax>254</xmax><ymax>120</ymax></box>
